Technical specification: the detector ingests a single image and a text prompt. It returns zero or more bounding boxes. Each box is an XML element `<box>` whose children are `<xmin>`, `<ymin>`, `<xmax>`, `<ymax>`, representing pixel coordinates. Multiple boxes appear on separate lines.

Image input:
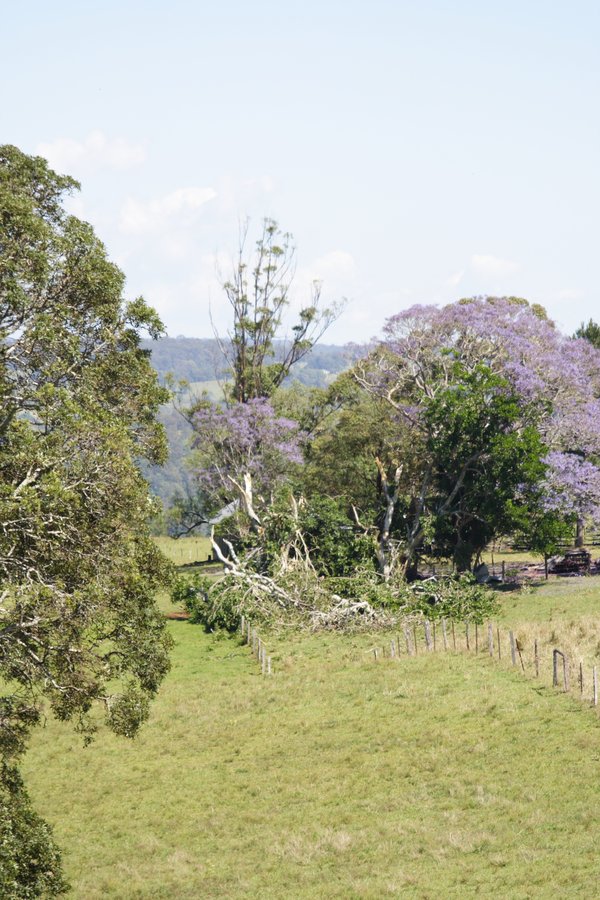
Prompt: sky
<box><xmin>2</xmin><ymin>0</ymin><xmax>600</xmax><ymax>343</ymax></box>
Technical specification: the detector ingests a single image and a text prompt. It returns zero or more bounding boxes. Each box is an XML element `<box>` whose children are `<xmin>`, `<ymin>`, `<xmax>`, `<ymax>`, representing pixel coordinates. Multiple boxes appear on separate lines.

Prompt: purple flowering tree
<box><xmin>190</xmin><ymin>397</ymin><xmax>303</xmax><ymax>532</ymax></box>
<box><xmin>355</xmin><ymin>297</ymin><xmax>600</xmax><ymax>572</ymax></box>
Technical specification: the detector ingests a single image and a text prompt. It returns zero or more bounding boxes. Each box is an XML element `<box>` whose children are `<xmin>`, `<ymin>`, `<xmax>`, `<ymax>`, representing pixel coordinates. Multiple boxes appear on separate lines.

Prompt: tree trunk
<box><xmin>375</xmin><ymin>458</ymin><xmax>402</xmax><ymax>581</ymax></box>
<box><xmin>401</xmin><ymin>557</ymin><xmax>419</xmax><ymax>582</ymax></box>
<box><xmin>453</xmin><ymin>536</ymin><xmax>473</xmax><ymax>573</ymax></box>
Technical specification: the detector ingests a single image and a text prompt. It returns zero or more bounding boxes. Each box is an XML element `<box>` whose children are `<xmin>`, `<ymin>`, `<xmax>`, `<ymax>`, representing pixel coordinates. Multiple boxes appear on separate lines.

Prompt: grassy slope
<box><xmin>23</xmin><ymin>577</ymin><xmax>600</xmax><ymax>898</ymax></box>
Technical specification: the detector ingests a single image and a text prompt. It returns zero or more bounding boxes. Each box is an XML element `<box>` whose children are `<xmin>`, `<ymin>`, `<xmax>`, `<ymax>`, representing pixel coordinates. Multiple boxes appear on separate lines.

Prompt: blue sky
<box><xmin>3</xmin><ymin>1</ymin><xmax>599</xmax><ymax>342</ymax></box>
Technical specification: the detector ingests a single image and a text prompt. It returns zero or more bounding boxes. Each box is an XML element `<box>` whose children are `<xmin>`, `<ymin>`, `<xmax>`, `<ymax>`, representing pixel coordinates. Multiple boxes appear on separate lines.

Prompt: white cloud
<box><xmin>471</xmin><ymin>254</ymin><xmax>519</xmax><ymax>277</ymax></box>
<box><xmin>119</xmin><ymin>186</ymin><xmax>217</xmax><ymax>234</ymax></box>
<box><xmin>215</xmin><ymin>174</ymin><xmax>276</xmax><ymax>214</ymax></box>
<box><xmin>36</xmin><ymin>131</ymin><xmax>147</xmax><ymax>172</ymax></box>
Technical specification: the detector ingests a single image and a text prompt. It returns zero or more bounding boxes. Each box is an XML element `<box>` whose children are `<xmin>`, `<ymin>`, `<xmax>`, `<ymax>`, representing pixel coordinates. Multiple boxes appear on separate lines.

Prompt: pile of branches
<box><xmin>173</xmin><ymin>517</ymin><xmax>499</xmax><ymax>633</ymax></box>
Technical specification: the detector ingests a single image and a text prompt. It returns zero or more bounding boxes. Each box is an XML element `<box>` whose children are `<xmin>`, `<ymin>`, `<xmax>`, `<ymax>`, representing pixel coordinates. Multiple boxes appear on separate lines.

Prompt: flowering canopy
<box><xmin>371</xmin><ymin>297</ymin><xmax>600</xmax><ymax>524</ymax></box>
<box><xmin>191</xmin><ymin>397</ymin><xmax>303</xmax><ymax>515</ymax></box>
<box><xmin>351</xmin><ymin>298</ymin><xmax>600</xmax><ymax>572</ymax></box>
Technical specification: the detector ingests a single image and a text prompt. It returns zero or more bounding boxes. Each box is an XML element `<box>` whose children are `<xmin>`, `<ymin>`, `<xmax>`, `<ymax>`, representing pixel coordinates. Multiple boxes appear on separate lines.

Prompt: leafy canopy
<box><xmin>0</xmin><ymin>144</ymin><xmax>173</xmax><ymax>894</ymax></box>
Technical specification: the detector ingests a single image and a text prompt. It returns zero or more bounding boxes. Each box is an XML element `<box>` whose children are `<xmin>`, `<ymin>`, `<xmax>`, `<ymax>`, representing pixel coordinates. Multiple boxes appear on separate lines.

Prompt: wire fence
<box><xmin>240</xmin><ymin>615</ymin><xmax>272</xmax><ymax>675</ymax></box>
<box><xmin>368</xmin><ymin>618</ymin><xmax>599</xmax><ymax>710</ymax></box>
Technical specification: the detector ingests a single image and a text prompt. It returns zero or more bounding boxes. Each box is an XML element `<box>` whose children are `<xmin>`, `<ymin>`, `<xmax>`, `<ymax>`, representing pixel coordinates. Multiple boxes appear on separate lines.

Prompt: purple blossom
<box><xmin>367</xmin><ymin>297</ymin><xmax>600</xmax><ymax>520</ymax></box>
<box><xmin>191</xmin><ymin>398</ymin><xmax>303</xmax><ymax>504</ymax></box>
<box><xmin>543</xmin><ymin>451</ymin><xmax>600</xmax><ymax>522</ymax></box>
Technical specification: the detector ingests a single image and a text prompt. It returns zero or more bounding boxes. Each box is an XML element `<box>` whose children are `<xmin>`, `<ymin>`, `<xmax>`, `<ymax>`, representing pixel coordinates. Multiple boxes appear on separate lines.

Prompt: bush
<box><xmin>407</xmin><ymin>575</ymin><xmax>500</xmax><ymax>623</ymax></box>
<box><xmin>322</xmin><ymin>573</ymin><xmax>403</xmax><ymax>609</ymax></box>
<box><xmin>172</xmin><ymin>565</ymin><xmax>499</xmax><ymax>634</ymax></box>
<box><xmin>172</xmin><ymin>573</ymin><xmax>240</xmax><ymax>632</ymax></box>
<box><xmin>261</xmin><ymin>494</ymin><xmax>376</xmax><ymax>577</ymax></box>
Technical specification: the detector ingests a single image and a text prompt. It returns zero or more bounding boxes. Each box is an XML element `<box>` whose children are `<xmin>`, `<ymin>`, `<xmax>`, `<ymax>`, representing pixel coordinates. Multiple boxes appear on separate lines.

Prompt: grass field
<box><xmin>22</xmin><ymin>575</ymin><xmax>600</xmax><ymax>898</ymax></box>
<box><xmin>154</xmin><ymin>535</ymin><xmax>212</xmax><ymax>567</ymax></box>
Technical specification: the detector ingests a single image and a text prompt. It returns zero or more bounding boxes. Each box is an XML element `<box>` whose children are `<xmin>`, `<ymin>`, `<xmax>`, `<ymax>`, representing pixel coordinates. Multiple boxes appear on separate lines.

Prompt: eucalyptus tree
<box><xmin>215</xmin><ymin>218</ymin><xmax>341</xmax><ymax>403</ymax></box>
<box><xmin>0</xmin><ymin>145</ymin><xmax>172</xmax><ymax>894</ymax></box>
<box><xmin>176</xmin><ymin>219</ymin><xmax>341</xmax><ymax>538</ymax></box>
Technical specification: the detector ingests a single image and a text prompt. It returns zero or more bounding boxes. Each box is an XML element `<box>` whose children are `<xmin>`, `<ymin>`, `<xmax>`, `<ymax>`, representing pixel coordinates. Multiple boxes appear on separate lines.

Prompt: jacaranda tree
<box><xmin>355</xmin><ymin>297</ymin><xmax>600</xmax><ymax>574</ymax></box>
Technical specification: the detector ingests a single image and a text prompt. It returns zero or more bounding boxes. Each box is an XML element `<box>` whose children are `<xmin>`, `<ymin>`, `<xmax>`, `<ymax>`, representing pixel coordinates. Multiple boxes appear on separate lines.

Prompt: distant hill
<box><xmin>140</xmin><ymin>337</ymin><xmax>351</xmax><ymax>513</ymax></box>
<box><xmin>141</xmin><ymin>336</ymin><xmax>351</xmax><ymax>386</ymax></box>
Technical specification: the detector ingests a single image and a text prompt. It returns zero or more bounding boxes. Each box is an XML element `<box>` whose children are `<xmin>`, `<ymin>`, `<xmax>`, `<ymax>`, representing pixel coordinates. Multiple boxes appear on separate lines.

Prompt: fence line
<box><xmin>368</xmin><ymin>616</ymin><xmax>599</xmax><ymax>712</ymax></box>
<box><xmin>240</xmin><ymin>614</ymin><xmax>272</xmax><ymax>675</ymax></box>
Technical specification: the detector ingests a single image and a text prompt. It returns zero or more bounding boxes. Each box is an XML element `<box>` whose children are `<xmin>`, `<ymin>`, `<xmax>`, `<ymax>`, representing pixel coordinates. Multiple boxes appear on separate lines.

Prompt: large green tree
<box><xmin>0</xmin><ymin>145</ymin><xmax>172</xmax><ymax>894</ymax></box>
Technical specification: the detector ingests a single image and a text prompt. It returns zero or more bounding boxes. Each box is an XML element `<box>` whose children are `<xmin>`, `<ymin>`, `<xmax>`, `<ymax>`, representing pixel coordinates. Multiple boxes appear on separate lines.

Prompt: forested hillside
<box><xmin>142</xmin><ymin>336</ymin><xmax>350</xmax><ymax>385</ymax></box>
<box><xmin>141</xmin><ymin>337</ymin><xmax>351</xmax><ymax>513</ymax></box>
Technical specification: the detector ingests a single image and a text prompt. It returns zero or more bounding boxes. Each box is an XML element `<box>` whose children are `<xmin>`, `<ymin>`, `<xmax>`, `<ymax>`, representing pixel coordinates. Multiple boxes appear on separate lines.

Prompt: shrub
<box><xmin>406</xmin><ymin>575</ymin><xmax>500</xmax><ymax>623</ymax></box>
<box><xmin>172</xmin><ymin>574</ymin><xmax>241</xmax><ymax>632</ymax></box>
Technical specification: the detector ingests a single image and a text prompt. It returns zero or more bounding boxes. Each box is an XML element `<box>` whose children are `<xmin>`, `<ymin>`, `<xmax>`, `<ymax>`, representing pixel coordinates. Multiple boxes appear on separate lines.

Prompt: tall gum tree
<box><xmin>0</xmin><ymin>145</ymin><xmax>172</xmax><ymax>895</ymax></box>
<box><xmin>176</xmin><ymin>219</ymin><xmax>341</xmax><ymax>539</ymax></box>
<box><xmin>214</xmin><ymin>217</ymin><xmax>341</xmax><ymax>404</ymax></box>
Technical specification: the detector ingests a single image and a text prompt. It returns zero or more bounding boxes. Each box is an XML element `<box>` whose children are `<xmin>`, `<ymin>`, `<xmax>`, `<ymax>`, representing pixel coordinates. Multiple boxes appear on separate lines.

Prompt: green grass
<box><xmin>154</xmin><ymin>535</ymin><xmax>212</xmax><ymax>567</ymax></box>
<box><xmin>22</xmin><ymin>579</ymin><xmax>600</xmax><ymax>897</ymax></box>
<box><xmin>480</xmin><ymin>547</ymin><xmax>544</xmax><ymax>565</ymax></box>
<box><xmin>499</xmin><ymin>576</ymin><xmax>600</xmax><ymax>625</ymax></box>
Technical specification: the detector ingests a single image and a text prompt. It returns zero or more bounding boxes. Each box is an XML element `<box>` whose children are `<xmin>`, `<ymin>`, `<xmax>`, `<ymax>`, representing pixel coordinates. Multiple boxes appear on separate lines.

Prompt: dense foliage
<box><xmin>0</xmin><ymin>145</ymin><xmax>173</xmax><ymax>893</ymax></box>
<box><xmin>0</xmin><ymin>766</ymin><xmax>68</xmax><ymax>898</ymax></box>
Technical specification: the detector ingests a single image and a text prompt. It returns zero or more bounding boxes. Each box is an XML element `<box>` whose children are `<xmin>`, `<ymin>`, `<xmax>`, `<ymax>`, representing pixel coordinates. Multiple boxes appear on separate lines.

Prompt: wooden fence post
<box><xmin>465</xmin><ymin>623</ymin><xmax>470</xmax><ymax>651</ymax></box>
<box><xmin>442</xmin><ymin>618</ymin><xmax>448</xmax><ymax>651</ymax></box>
<box><xmin>267</xmin><ymin>656</ymin><xmax>272</xmax><ymax>675</ymax></box>
<box><xmin>475</xmin><ymin>623</ymin><xmax>479</xmax><ymax>654</ymax></box>
<box><xmin>580</xmin><ymin>661</ymin><xmax>584</xmax><ymax>696</ymax></box>
<box><xmin>497</xmin><ymin>625</ymin><xmax>501</xmax><ymax>660</ymax></box>
<box><xmin>487</xmin><ymin>622</ymin><xmax>494</xmax><ymax>657</ymax></box>
<box><xmin>390</xmin><ymin>640</ymin><xmax>396</xmax><ymax>659</ymax></box>
<box><xmin>240</xmin><ymin>614</ymin><xmax>245</xmax><ymax>636</ymax></box>
<box><xmin>424</xmin><ymin>621</ymin><xmax>432</xmax><ymax>652</ymax></box>
<box><xmin>413</xmin><ymin>624</ymin><xmax>418</xmax><ymax>655</ymax></box>
<box><xmin>509</xmin><ymin>631</ymin><xmax>517</xmax><ymax>667</ymax></box>
<box><xmin>433</xmin><ymin>621</ymin><xmax>437</xmax><ymax>651</ymax></box>
<box><xmin>553</xmin><ymin>649</ymin><xmax>569</xmax><ymax>691</ymax></box>
<box><xmin>452</xmin><ymin>621</ymin><xmax>456</xmax><ymax>651</ymax></box>
<box><xmin>404</xmin><ymin>627</ymin><xmax>412</xmax><ymax>656</ymax></box>
<box><xmin>534</xmin><ymin>639</ymin><xmax>539</xmax><ymax>678</ymax></box>
<box><xmin>502</xmin><ymin>560</ymin><xmax>506</xmax><ymax>581</ymax></box>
